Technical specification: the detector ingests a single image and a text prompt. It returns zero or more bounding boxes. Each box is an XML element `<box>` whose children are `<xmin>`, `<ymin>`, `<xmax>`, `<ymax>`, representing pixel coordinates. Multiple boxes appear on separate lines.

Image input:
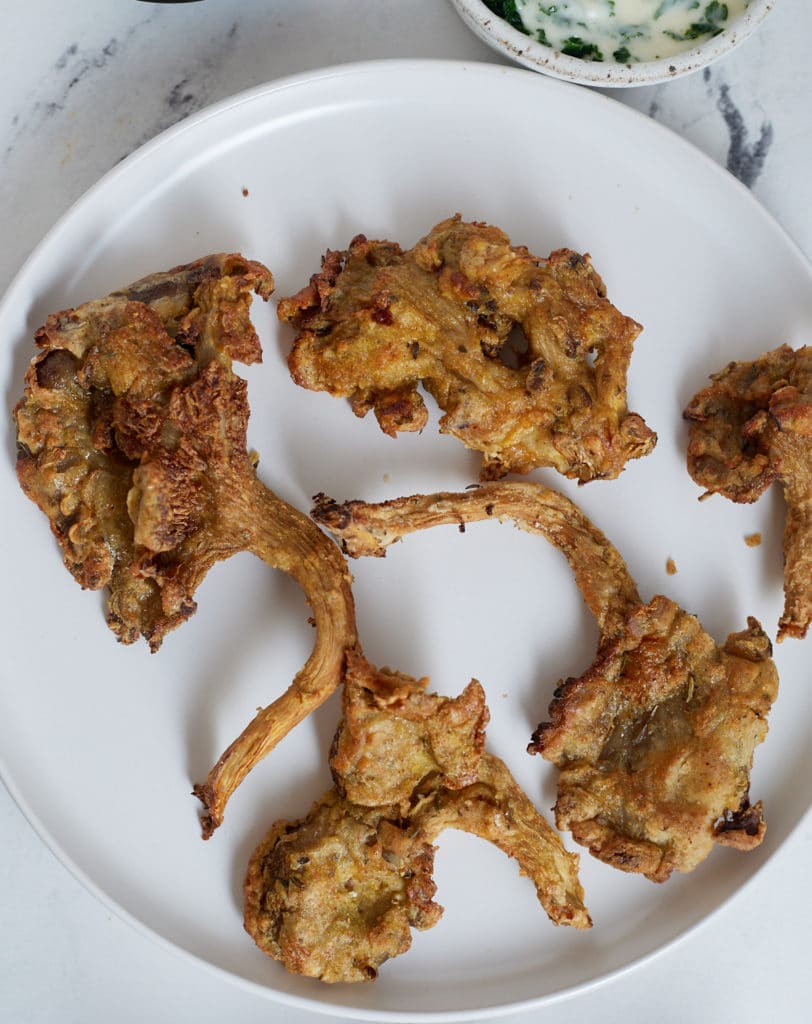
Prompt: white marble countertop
<box><xmin>2</xmin><ymin>2</ymin><xmax>810</xmax><ymax>1022</ymax></box>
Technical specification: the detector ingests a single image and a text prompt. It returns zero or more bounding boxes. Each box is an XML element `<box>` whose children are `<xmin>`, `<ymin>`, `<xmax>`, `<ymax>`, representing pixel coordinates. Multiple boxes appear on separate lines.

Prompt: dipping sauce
<box><xmin>485</xmin><ymin>1</ymin><xmax>748</xmax><ymax>63</ymax></box>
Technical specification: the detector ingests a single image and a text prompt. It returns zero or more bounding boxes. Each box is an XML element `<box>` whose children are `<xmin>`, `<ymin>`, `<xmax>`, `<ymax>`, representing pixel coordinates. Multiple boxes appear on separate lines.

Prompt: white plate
<box><xmin>1</xmin><ymin>61</ymin><xmax>811</xmax><ymax>1022</ymax></box>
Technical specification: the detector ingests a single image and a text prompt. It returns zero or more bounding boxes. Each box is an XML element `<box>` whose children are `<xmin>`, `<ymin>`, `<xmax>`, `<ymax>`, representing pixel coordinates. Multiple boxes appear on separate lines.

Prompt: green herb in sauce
<box><xmin>561</xmin><ymin>36</ymin><xmax>605</xmax><ymax>60</ymax></box>
<box><xmin>484</xmin><ymin>0</ymin><xmax>526</xmax><ymax>32</ymax></box>
<box><xmin>664</xmin><ymin>2</ymin><xmax>730</xmax><ymax>41</ymax></box>
<box><xmin>482</xmin><ymin>0</ymin><xmax>748</xmax><ymax>63</ymax></box>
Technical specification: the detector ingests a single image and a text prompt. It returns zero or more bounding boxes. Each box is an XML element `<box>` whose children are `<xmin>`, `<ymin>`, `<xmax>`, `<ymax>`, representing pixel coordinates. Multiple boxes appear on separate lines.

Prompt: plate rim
<box><xmin>2</xmin><ymin>58</ymin><xmax>811</xmax><ymax>1021</ymax></box>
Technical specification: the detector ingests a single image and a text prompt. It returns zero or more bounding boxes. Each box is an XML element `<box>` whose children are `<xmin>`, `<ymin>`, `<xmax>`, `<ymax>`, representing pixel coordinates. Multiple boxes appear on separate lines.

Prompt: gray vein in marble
<box><xmin>123</xmin><ymin>20</ymin><xmax>239</xmax><ymax>157</ymax></box>
<box><xmin>3</xmin><ymin>15</ymin><xmax>156</xmax><ymax>160</ymax></box>
<box><xmin>716</xmin><ymin>84</ymin><xmax>773</xmax><ymax>188</ymax></box>
<box><xmin>703</xmin><ymin>67</ymin><xmax>774</xmax><ymax>189</ymax></box>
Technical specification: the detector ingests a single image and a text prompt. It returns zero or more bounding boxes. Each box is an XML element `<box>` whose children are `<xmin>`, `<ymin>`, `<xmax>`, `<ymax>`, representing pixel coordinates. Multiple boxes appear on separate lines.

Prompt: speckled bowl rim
<box><xmin>450</xmin><ymin>0</ymin><xmax>775</xmax><ymax>87</ymax></box>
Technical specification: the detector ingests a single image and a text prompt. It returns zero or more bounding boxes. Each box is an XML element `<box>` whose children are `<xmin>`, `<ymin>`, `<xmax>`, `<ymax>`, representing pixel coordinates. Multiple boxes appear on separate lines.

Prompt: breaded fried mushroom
<box><xmin>13</xmin><ymin>255</ymin><xmax>358</xmax><ymax>836</ymax></box>
<box><xmin>335</xmin><ymin>653</ymin><xmax>588</xmax><ymax>927</ymax></box>
<box><xmin>244</xmin><ymin>790</ymin><xmax>442</xmax><ymax>983</ymax></box>
<box><xmin>279</xmin><ymin>216</ymin><xmax>656</xmax><ymax>482</ymax></box>
<box><xmin>530</xmin><ymin>602</ymin><xmax>776</xmax><ymax>882</ymax></box>
<box><xmin>243</xmin><ymin>652</ymin><xmax>589</xmax><ymax>984</ymax></box>
<box><xmin>314</xmin><ymin>482</ymin><xmax>779</xmax><ymax>882</ymax></box>
<box><xmin>331</xmin><ymin>651</ymin><xmax>489</xmax><ymax>809</ymax></box>
<box><xmin>684</xmin><ymin>343</ymin><xmax>812</xmax><ymax>640</ymax></box>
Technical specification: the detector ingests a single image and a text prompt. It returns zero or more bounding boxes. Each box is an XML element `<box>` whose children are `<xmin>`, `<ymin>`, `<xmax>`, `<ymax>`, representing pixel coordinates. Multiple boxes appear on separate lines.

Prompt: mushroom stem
<box><xmin>777</xmin><ymin>491</ymin><xmax>812</xmax><ymax>641</ymax></box>
<box><xmin>313</xmin><ymin>481</ymin><xmax>639</xmax><ymax>639</ymax></box>
<box><xmin>414</xmin><ymin>753</ymin><xmax>591</xmax><ymax>929</ymax></box>
<box><xmin>194</xmin><ymin>479</ymin><xmax>358</xmax><ymax>838</ymax></box>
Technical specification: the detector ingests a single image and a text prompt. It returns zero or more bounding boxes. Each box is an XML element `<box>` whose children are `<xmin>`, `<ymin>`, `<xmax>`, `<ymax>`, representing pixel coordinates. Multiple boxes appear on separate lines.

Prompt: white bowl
<box><xmin>450</xmin><ymin>0</ymin><xmax>775</xmax><ymax>87</ymax></box>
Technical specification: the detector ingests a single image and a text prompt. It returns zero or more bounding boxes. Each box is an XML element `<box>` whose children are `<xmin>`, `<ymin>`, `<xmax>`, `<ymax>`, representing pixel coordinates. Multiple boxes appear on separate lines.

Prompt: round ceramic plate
<box><xmin>1</xmin><ymin>61</ymin><xmax>811</xmax><ymax>1021</ymax></box>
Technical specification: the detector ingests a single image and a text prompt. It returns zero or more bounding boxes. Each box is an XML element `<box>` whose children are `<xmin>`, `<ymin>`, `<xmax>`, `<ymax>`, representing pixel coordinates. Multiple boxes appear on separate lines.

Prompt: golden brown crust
<box><xmin>530</xmin><ymin>603</ymin><xmax>777</xmax><ymax>882</ymax></box>
<box><xmin>14</xmin><ymin>254</ymin><xmax>274</xmax><ymax>647</ymax></box>
<box><xmin>244</xmin><ymin>657</ymin><xmax>590</xmax><ymax>984</ymax></box>
<box><xmin>243</xmin><ymin>791</ymin><xmax>442</xmax><ymax>983</ymax></box>
<box><xmin>313</xmin><ymin>481</ymin><xmax>640</xmax><ymax>638</ymax></box>
<box><xmin>331</xmin><ymin>649</ymin><xmax>489</xmax><ymax>808</ymax></box>
<box><xmin>412</xmin><ymin>753</ymin><xmax>590</xmax><ymax>928</ymax></box>
<box><xmin>684</xmin><ymin>344</ymin><xmax>812</xmax><ymax>640</ymax></box>
<box><xmin>314</xmin><ymin>481</ymin><xmax>778</xmax><ymax>882</ymax></box>
<box><xmin>280</xmin><ymin>216</ymin><xmax>656</xmax><ymax>482</ymax></box>
<box><xmin>332</xmin><ymin>656</ymin><xmax>590</xmax><ymax>930</ymax></box>
<box><xmin>13</xmin><ymin>255</ymin><xmax>359</xmax><ymax>836</ymax></box>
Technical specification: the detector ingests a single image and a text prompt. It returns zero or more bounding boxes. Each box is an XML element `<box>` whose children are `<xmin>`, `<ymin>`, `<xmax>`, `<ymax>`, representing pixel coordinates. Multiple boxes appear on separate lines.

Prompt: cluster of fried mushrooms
<box><xmin>13</xmin><ymin>216</ymin><xmax>794</xmax><ymax>985</ymax></box>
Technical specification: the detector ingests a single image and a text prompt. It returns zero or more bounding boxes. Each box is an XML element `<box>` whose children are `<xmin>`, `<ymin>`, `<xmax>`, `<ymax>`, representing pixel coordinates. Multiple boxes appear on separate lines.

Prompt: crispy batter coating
<box><xmin>15</xmin><ymin>254</ymin><xmax>275</xmax><ymax>646</ymax></box>
<box><xmin>244</xmin><ymin>790</ymin><xmax>442</xmax><ymax>983</ymax></box>
<box><xmin>412</xmin><ymin>752</ymin><xmax>589</xmax><ymax>927</ymax></box>
<box><xmin>530</xmin><ymin>602</ymin><xmax>777</xmax><ymax>882</ymax></box>
<box><xmin>684</xmin><ymin>344</ymin><xmax>812</xmax><ymax>640</ymax></box>
<box><xmin>314</xmin><ymin>481</ymin><xmax>778</xmax><ymax>882</ymax></box>
<box><xmin>13</xmin><ymin>255</ymin><xmax>358</xmax><ymax>836</ymax></box>
<box><xmin>313</xmin><ymin>483</ymin><xmax>639</xmax><ymax>638</ymax></box>
<box><xmin>331</xmin><ymin>651</ymin><xmax>489</xmax><ymax>809</ymax></box>
<box><xmin>279</xmin><ymin>216</ymin><xmax>656</xmax><ymax>482</ymax></box>
<box><xmin>337</xmin><ymin>655</ymin><xmax>588</xmax><ymax>930</ymax></box>
<box><xmin>244</xmin><ymin>653</ymin><xmax>589</xmax><ymax>984</ymax></box>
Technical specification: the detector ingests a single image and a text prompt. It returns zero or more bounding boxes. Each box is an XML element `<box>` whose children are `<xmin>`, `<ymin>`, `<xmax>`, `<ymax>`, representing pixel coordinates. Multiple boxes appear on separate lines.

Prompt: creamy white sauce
<box><xmin>513</xmin><ymin>0</ymin><xmax>749</xmax><ymax>62</ymax></box>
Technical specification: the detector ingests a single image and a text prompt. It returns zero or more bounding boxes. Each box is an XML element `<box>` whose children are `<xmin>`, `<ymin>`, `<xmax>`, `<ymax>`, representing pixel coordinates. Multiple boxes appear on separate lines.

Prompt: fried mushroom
<box><xmin>530</xmin><ymin>602</ymin><xmax>776</xmax><ymax>882</ymax></box>
<box><xmin>244</xmin><ymin>790</ymin><xmax>442</xmax><ymax>983</ymax></box>
<box><xmin>314</xmin><ymin>481</ymin><xmax>778</xmax><ymax>882</ymax></box>
<box><xmin>684</xmin><ymin>343</ymin><xmax>812</xmax><ymax>640</ymax></box>
<box><xmin>15</xmin><ymin>254</ymin><xmax>276</xmax><ymax>645</ymax></box>
<box><xmin>279</xmin><ymin>216</ymin><xmax>656</xmax><ymax>482</ymax></box>
<box><xmin>335</xmin><ymin>652</ymin><xmax>589</xmax><ymax>928</ymax></box>
<box><xmin>243</xmin><ymin>654</ymin><xmax>590</xmax><ymax>984</ymax></box>
<box><xmin>331</xmin><ymin>650</ymin><xmax>489</xmax><ymax>809</ymax></box>
<box><xmin>13</xmin><ymin>255</ymin><xmax>358</xmax><ymax>836</ymax></box>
